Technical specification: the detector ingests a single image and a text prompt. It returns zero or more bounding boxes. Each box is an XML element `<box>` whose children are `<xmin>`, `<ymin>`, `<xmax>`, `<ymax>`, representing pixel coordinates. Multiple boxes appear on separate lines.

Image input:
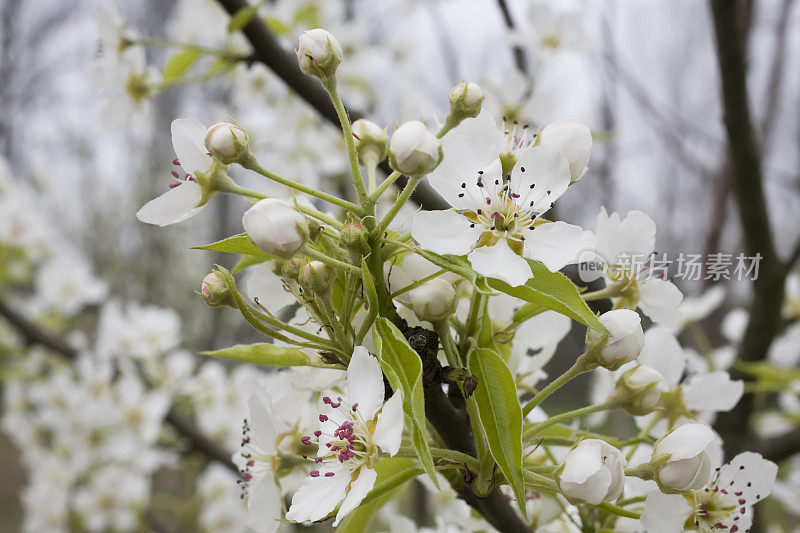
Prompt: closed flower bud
<box><xmin>275</xmin><ymin>255</ymin><xmax>305</xmax><ymax>280</ymax></box>
<box><xmin>200</xmin><ymin>271</ymin><xmax>233</xmax><ymax>307</ymax></box>
<box><xmin>299</xmin><ymin>260</ymin><xmax>334</xmax><ymax>295</ymax></box>
<box><xmin>204</xmin><ymin>122</ymin><xmax>249</xmax><ymax>164</ymax></box>
<box><xmin>352</xmin><ymin>119</ymin><xmax>388</xmax><ymax>165</ymax></box>
<box><xmin>652</xmin><ymin>423</ymin><xmax>715</xmax><ymax>492</ymax></box>
<box><xmin>586</xmin><ymin>309</ymin><xmax>645</xmax><ymax>369</ymax></box>
<box><xmin>340</xmin><ymin>221</ymin><xmax>369</xmax><ymax>257</ymax></box>
<box><xmin>297</xmin><ymin>29</ymin><xmax>343</xmax><ymax>79</ymax></box>
<box><xmin>555</xmin><ymin>439</ymin><xmax>627</xmax><ymax>505</ymax></box>
<box><xmin>242</xmin><ymin>199</ymin><xmax>309</xmax><ymax>258</ymax></box>
<box><xmin>449</xmin><ymin>80</ymin><xmax>484</xmax><ymax>119</ymax></box>
<box><xmin>398</xmin><ymin>278</ymin><xmax>456</xmax><ymax>323</ymax></box>
<box><xmin>389</xmin><ymin>121</ymin><xmax>442</xmax><ymax>176</ymax></box>
<box><xmin>539</xmin><ymin>121</ymin><xmax>592</xmax><ymax>183</ymax></box>
<box><xmin>613</xmin><ymin>364</ymin><xmax>668</xmax><ymax>415</ymax></box>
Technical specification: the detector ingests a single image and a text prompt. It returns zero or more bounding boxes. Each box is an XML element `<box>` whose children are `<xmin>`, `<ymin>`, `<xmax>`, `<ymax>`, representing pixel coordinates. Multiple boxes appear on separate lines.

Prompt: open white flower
<box><xmin>652</xmin><ymin>423</ymin><xmax>715</xmax><ymax>492</ymax></box>
<box><xmin>592</xmin><ymin>208</ymin><xmax>683</xmax><ymax>327</ymax></box>
<box><xmin>641</xmin><ymin>452</ymin><xmax>778</xmax><ymax>533</ymax></box>
<box><xmin>285</xmin><ymin>346</ymin><xmax>404</xmax><ymax>526</ymax></box>
<box><xmin>236</xmin><ymin>395</ymin><xmax>283</xmax><ymax>533</ymax></box>
<box><xmin>412</xmin><ymin>110</ymin><xmax>595</xmax><ymax>286</ymax></box>
<box><xmin>136</xmin><ymin>118</ymin><xmax>212</xmax><ymax>226</ymax></box>
<box><xmin>555</xmin><ymin>439</ymin><xmax>627</xmax><ymax>505</ymax></box>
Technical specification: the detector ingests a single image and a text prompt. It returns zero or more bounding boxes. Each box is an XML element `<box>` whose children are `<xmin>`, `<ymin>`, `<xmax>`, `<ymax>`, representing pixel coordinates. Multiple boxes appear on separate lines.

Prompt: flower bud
<box><xmin>613</xmin><ymin>364</ymin><xmax>668</xmax><ymax>415</ymax></box>
<box><xmin>389</xmin><ymin>121</ymin><xmax>442</xmax><ymax>177</ymax></box>
<box><xmin>398</xmin><ymin>278</ymin><xmax>456</xmax><ymax>323</ymax></box>
<box><xmin>652</xmin><ymin>423</ymin><xmax>715</xmax><ymax>492</ymax></box>
<box><xmin>586</xmin><ymin>309</ymin><xmax>645</xmax><ymax>369</ymax></box>
<box><xmin>204</xmin><ymin>122</ymin><xmax>249</xmax><ymax>164</ymax></box>
<box><xmin>275</xmin><ymin>255</ymin><xmax>306</xmax><ymax>280</ymax></box>
<box><xmin>340</xmin><ymin>221</ymin><xmax>369</xmax><ymax>258</ymax></box>
<box><xmin>352</xmin><ymin>119</ymin><xmax>388</xmax><ymax>165</ymax></box>
<box><xmin>539</xmin><ymin>121</ymin><xmax>592</xmax><ymax>183</ymax></box>
<box><xmin>555</xmin><ymin>439</ymin><xmax>626</xmax><ymax>505</ymax></box>
<box><xmin>296</xmin><ymin>29</ymin><xmax>342</xmax><ymax>79</ymax></box>
<box><xmin>299</xmin><ymin>260</ymin><xmax>334</xmax><ymax>295</ymax></box>
<box><xmin>449</xmin><ymin>80</ymin><xmax>484</xmax><ymax>119</ymax></box>
<box><xmin>200</xmin><ymin>271</ymin><xmax>233</xmax><ymax>308</ymax></box>
<box><xmin>242</xmin><ymin>199</ymin><xmax>309</xmax><ymax>258</ymax></box>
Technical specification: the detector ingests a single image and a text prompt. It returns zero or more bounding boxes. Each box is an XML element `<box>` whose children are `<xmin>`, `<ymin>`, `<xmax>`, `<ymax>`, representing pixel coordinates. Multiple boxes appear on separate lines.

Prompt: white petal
<box><xmin>468</xmin><ymin>239</ymin><xmax>532</xmax><ymax>286</ymax></box>
<box><xmin>716</xmin><ymin>452</ymin><xmax>778</xmax><ymax>502</ymax></box>
<box><xmin>655</xmin><ymin>423</ymin><xmax>715</xmax><ymax>461</ymax></box>
<box><xmin>285</xmin><ymin>466</ymin><xmax>349</xmax><ymax>523</ymax></box>
<box><xmin>595</xmin><ymin>208</ymin><xmax>656</xmax><ymax>264</ymax></box>
<box><xmin>525</xmin><ymin>221</ymin><xmax>596</xmax><ymax>272</ymax></box>
<box><xmin>428</xmin><ymin>140</ymin><xmax>502</xmax><ymax>209</ymax></box>
<box><xmin>245</xmin><ymin>267</ymin><xmax>296</xmax><ymax>313</ymax></box>
<box><xmin>412</xmin><ymin>210</ymin><xmax>481</xmax><ymax>256</ymax></box>
<box><xmin>135</xmin><ymin>181</ymin><xmax>204</xmax><ymax>227</ymax></box>
<box><xmin>510</xmin><ymin>144</ymin><xmax>571</xmax><ymax>215</ymax></box>
<box><xmin>639</xmin><ymin>279</ymin><xmax>683</xmax><ymax>327</ymax></box>
<box><xmin>373</xmin><ymin>392</ymin><xmax>404</xmax><ymax>456</ymax></box>
<box><xmin>171</xmin><ymin>118</ymin><xmax>212</xmax><ymax>174</ymax></box>
<box><xmin>246</xmin><ymin>477</ymin><xmax>282</xmax><ymax>533</ymax></box>
<box><xmin>333</xmin><ymin>467</ymin><xmax>378</xmax><ymax>526</ymax></box>
<box><xmin>640</xmin><ymin>491</ymin><xmax>692</xmax><ymax>533</ymax></box>
<box><xmin>247</xmin><ymin>395</ymin><xmax>277</xmax><ymax>456</ymax></box>
<box><xmin>347</xmin><ymin>347</ymin><xmax>385</xmax><ymax>421</ymax></box>
<box><xmin>540</xmin><ymin>121</ymin><xmax>592</xmax><ymax>182</ymax></box>
<box><xmin>683</xmin><ymin>371</ymin><xmax>743</xmax><ymax>412</ymax></box>
<box><xmin>637</xmin><ymin>327</ymin><xmax>686</xmax><ymax>386</ymax></box>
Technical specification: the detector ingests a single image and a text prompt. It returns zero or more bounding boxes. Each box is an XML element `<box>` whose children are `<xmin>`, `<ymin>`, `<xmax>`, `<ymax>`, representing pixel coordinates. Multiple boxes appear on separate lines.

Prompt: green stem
<box><xmin>303</xmin><ymin>246</ymin><xmax>362</xmax><ymax>275</ymax></box>
<box><xmin>322</xmin><ymin>78</ymin><xmax>368</xmax><ymax>202</ymax></box>
<box><xmin>126</xmin><ymin>37</ymin><xmax>244</xmax><ymax>60</ymax></box>
<box><xmin>522</xmin><ymin>469</ymin><xmax>557</xmax><ymax>491</ymax></box>
<box><xmin>370</xmin><ymin>170</ymin><xmax>403</xmax><ymax>201</ymax></box>
<box><xmin>598</xmin><ymin>502</ymin><xmax>641</xmax><ymax>520</ymax></box>
<box><xmin>436</xmin><ymin>321</ymin><xmax>463</xmax><ymax>368</ymax></box>
<box><xmin>582</xmin><ymin>284</ymin><xmax>624</xmax><ymax>302</ymax></box>
<box><xmin>390</xmin><ymin>269</ymin><xmax>446</xmax><ymax>299</ymax></box>
<box><xmin>376</xmin><ymin>177</ymin><xmax>421</xmax><ymax>235</ymax></box>
<box><xmin>397</xmin><ymin>446</ymin><xmax>479</xmax><ymax>469</ymax></box>
<box><xmin>459</xmin><ymin>289</ymin><xmax>485</xmax><ymax>354</ymax></box>
<box><xmin>522</xmin><ymin>353</ymin><xmax>593</xmax><ymax>416</ymax></box>
<box><xmin>239</xmin><ymin>158</ymin><xmax>363</xmax><ymax>214</ymax></box>
<box><xmin>523</xmin><ymin>401</ymin><xmax>615</xmax><ymax>440</ymax></box>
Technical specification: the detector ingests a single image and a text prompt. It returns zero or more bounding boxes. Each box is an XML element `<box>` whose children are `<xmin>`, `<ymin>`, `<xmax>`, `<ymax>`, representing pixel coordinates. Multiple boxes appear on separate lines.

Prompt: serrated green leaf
<box><xmin>335</xmin><ymin>458</ymin><xmax>418</xmax><ymax>533</ymax></box>
<box><xmin>163</xmin><ymin>47</ymin><xmax>203</xmax><ymax>81</ymax></box>
<box><xmin>227</xmin><ymin>5</ymin><xmax>258</xmax><ymax>33</ymax></box>
<box><xmin>468</xmin><ymin>348</ymin><xmax>526</xmax><ymax>517</ymax></box>
<box><xmin>487</xmin><ymin>261</ymin><xmax>607</xmax><ymax>334</ymax></box>
<box><xmin>372</xmin><ymin>318</ymin><xmax>438</xmax><ymax>487</ymax></box>
<box><xmin>192</xmin><ymin>233</ymin><xmax>270</xmax><ymax>258</ymax></box>
<box><xmin>201</xmin><ymin>343</ymin><xmax>334</xmax><ymax>368</ymax></box>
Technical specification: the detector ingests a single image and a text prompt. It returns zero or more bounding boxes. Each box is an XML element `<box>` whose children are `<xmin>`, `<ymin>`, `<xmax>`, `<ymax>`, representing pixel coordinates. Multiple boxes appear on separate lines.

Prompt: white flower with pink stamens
<box><xmin>285</xmin><ymin>346</ymin><xmax>403</xmax><ymax>526</ymax></box>
<box><xmin>136</xmin><ymin>118</ymin><xmax>212</xmax><ymax>227</ymax></box>
<box><xmin>411</xmin><ymin>110</ymin><xmax>595</xmax><ymax>287</ymax></box>
<box><xmin>640</xmin><ymin>452</ymin><xmax>778</xmax><ymax>533</ymax></box>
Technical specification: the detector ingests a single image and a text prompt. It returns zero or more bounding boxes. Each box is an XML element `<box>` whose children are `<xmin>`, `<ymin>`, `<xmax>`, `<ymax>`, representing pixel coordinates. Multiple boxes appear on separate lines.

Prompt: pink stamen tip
<box><xmin>319</xmin><ymin>414</ymin><xmax>328</xmax><ymax>422</ymax></box>
<box><xmin>301</xmin><ymin>436</ymin><xmax>312</xmax><ymax>445</ymax></box>
<box><xmin>314</xmin><ymin>458</ymin><xmax>322</xmax><ymax>463</ymax></box>
<box><xmin>171</xmin><ymin>170</ymin><xmax>180</xmax><ymax>178</ymax></box>
<box><xmin>323</xmin><ymin>396</ymin><xmax>332</xmax><ymax>404</ymax></box>
<box><xmin>173</xmin><ymin>159</ymin><xmax>180</xmax><ymax>165</ymax></box>
<box><xmin>325</xmin><ymin>472</ymin><xmax>335</xmax><ymax>477</ymax></box>
<box><xmin>242</xmin><ymin>472</ymin><xmax>252</xmax><ymax>480</ymax></box>
<box><xmin>485</xmin><ymin>197</ymin><xmax>491</xmax><ymax>205</ymax></box>
<box><xmin>351</xmin><ymin>403</ymin><xmax>358</xmax><ymax>411</ymax></box>
<box><xmin>314</xmin><ymin>430</ymin><xmax>322</xmax><ymax>437</ymax></box>
<box><xmin>168</xmin><ymin>183</ymin><xmax>181</xmax><ymax>189</ymax></box>
<box><xmin>310</xmin><ymin>470</ymin><xmax>320</xmax><ymax>477</ymax></box>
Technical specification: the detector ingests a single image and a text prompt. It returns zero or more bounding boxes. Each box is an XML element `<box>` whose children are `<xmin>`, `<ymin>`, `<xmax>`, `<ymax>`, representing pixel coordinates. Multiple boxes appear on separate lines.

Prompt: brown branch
<box><xmin>0</xmin><ymin>297</ymin><xmax>238</xmax><ymax>473</ymax></box>
<box><xmin>708</xmin><ymin>0</ymin><xmax>787</xmax><ymax>458</ymax></box>
<box><xmin>753</xmin><ymin>431</ymin><xmax>800</xmax><ymax>463</ymax></box>
<box><xmin>496</xmin><ymin>0</ymin><xmax>528</xmax><ymax>74</ymax></box>
<box><xmin>215</xmin><ymin>0</ymin><xmax>448</xmax><ymax>211</ymax></box>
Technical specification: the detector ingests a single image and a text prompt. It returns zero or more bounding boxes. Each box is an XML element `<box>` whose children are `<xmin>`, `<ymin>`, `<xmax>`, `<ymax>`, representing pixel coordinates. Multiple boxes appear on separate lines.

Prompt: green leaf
<box><xmin>372</xmin><ymin>318</ymin><xmax>438</xmax><ymax>487</ymax></box>
<box><xmin>468</xmin><ymin>348</ymin><xmax>526</xmax><ymax>517</ymax></box>
<box><xmin>201</xmin><ymin>343</ymin><xmax>334</xmax><ymax>368</ymax></box>
<box><xmin>192</xmin><ymin>233</ymin><xmax>270</xmax><ymax>258</ymax></box>
<box><xmin>227</xmin><ymin>5</ymin><xmax>258</xmax><ymax>33</ymax></box>
<box><xmin>163</xmin><ymin>47</ymin><xmax>203</xmax><ymax>81</ymax></box>
<box><xmin>263</xmin><ymin>16</ymin><xmax>290</xmax><ymax>35</ymax></box>
<box><xmin>512</xmin><ymin>302</ymin><xmax>548</xmax><ymax>325</ymax></box>
<box><xmin>335</xmin><ymin>458</ymin><xmax>418</xmax><ymax>533</ymax></box>
<box><xmin>487</xmin><ymin>261</ymin><xmax>608</xmax><ymax>334</ymax></box>
<box><xmin>231</xmin><ymin>254</ymin><xmax>268</xmax><ymax>274</ymax></box>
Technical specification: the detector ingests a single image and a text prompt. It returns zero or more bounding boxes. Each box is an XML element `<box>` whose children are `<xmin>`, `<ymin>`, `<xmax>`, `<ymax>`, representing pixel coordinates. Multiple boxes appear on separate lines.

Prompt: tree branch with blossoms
<box><xmin>128</xmin><ymin>22</ymin><xmax>786</xmax><ymax>531</ymax></box>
